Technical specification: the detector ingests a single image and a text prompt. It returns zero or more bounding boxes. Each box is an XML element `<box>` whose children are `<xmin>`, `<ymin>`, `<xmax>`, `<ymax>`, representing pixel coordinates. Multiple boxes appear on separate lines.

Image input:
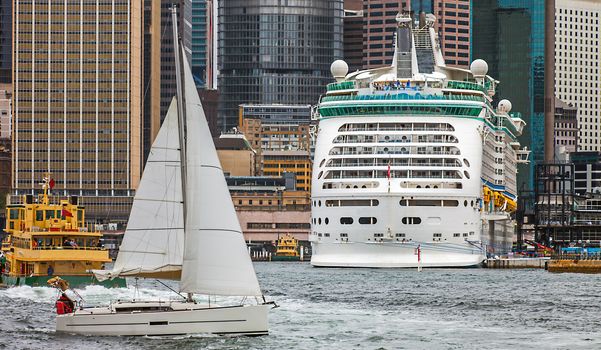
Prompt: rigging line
<box><xmin>155</xmin><ymin>279</ymin><xmax>187</xmax><ymax>300</ymax></box>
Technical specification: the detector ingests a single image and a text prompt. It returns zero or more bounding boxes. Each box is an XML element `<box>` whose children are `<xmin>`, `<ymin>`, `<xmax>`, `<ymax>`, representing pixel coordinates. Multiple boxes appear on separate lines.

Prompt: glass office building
<box><xmin>217</xmin><ymin>0</ymin><xmax>344</xmax><ymax>131</ymax></box>
<box><xmin>473</xmin><ymin>0</ymin><xmax>545</xmax><ymax>189</ymax></box>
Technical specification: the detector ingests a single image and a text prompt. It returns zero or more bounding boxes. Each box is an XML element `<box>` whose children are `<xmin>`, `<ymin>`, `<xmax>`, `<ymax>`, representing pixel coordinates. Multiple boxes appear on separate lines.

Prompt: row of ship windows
<box><xmin>319</xmin><ymin>157</ymin><xmax>470</xmax><ymax>168</ymax></box>
<box><xmin>312</xmin><ymin>199</ymin><xmax>476</xmax><ymax>208</ymax></box>
<box><xmin>314</xmin><ymin>232</ymin><xmax>476</xmax><ymax>240</ymax></box>
<box><xmin>338</xmin><ymin>122</ymin><xmax>455</xmax><ymax>132</ymax></box>
<box><xmin>333</xmin><ymin>134</ymin><xmax>458</xmax><ymax>144</ymax></box>
<box><xmin>320</xmin><ymin>169</ymin><xmax>470</xmax><ymax>180</ymax></box>
<box><xmin>329</xmin><ymin>146</ymin><xmax>461</xmax><ymax>156</ymax></box>
<box><xmin>312</xmin><ymin>217</ymin><xmax>426</xmax><ymax>226</ymax></box>
<box><xmin>321</xmin><ymin>181</ymin><xmax>464</xmax><ymax>190</ymax></box>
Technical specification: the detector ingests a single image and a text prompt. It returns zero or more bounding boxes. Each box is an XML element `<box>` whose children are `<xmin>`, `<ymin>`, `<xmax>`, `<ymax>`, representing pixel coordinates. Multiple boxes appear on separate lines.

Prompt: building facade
<box><xmin>432</xmin><ymin>0</ymin><xmax>470</xmax><ymax>68</ymax></box>
<box><xmin>142</xmin><ymin>0</ymin><xmax>192</xmax><ymax>162</ymax></box>
<box><xmin>472</xmin><ymin>0</ymin><xmax>545</xmax><ymax>189</ymax></box>
<box><xmin>12</xmin><ymin>0</ymin><xmax>143</xmax><ymax>221</ymax></box>
<box><xmin>191</xmin><ymin>0</ymin><xmax>217</xmax><ymax>89</ymax></box>
<box><xmin>343</xmin><ymin>8</ymin><xmax>364</xmax><ymax>73</ymax></box>
<box><xmin>362</xmin><ymin>0</ymin><xmax>411</xmax><ymax>69</ymax></box>
<box><xmin>555</xmin><ymin>0</ymin><xmax>601</xmax><ymax>152</ymax></box>
<box><xmin>215</xmin><ymin>133</ymin><xmax>256</xmax><ymax>176</ymax></box>
<box><xmin>554</xmin><ymin>98</ymin><xmax>578</xmax><ymax>157</ymax></box>
<box><xmin>0</xmin><ymin>0</ymin><xmax>10</xmax><ymax>84</ymax></box>
<box><xmin>0</xmin><ymin>84</ymin><xmax>10</xmax><ymax>139</ymax></box>
<box><xmin>218</xmin><ymin>0</ymin><xmax>344</xmax><ymax>131</ymax></box>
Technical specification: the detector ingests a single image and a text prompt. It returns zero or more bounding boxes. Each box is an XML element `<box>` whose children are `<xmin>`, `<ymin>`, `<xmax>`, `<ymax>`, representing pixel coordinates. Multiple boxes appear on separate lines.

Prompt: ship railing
<box><xmin>31</xmin><ymin>246</ymin><xmax>106</xmax><ymax>251</ymax></box>
<box><xmin>551</xmin><ymin>253</ymin><xmax>601</xmax><ymax>261</ymax></box>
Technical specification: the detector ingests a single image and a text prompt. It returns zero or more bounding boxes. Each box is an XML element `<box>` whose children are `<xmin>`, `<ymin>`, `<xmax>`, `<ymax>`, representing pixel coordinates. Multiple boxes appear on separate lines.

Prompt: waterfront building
<box><xmin>554</xmin><ymin>98</ymin><xmax>578</xmax><ymax>158</ymax></box>
<box><xmin>217</xmin><ymin>0</ymin><xmax>343</xmax><ymax>131</ymax></box>
<box><xmin>472</xmin><ymin>0</ymin><xmax>545</xmax><ymax>189</ymax></box>
<box><xmin>215</xmin><ymin>133</ymin><xmax>257</xmax><ymax>177</ymax></box>
<box><xmin>555</xmin><ymin>0</ymin><xmax>601</xmax><ymax>152</ymax></box>
<box><xmin>362</xmin><ymin>0</ymin><xmax>411</xmax><ymax>69</ymax></box>
<box><xmin>228</xmin><ymin>176</ymin><xmax>311</xmax><ymax>242</ymax></box>
<box><xmin>238</xmin><ymin>104</ymin><xmax>313</xmax><ymax>189</ymax></box>
<box><xmin>0</xmin><ymin>0</ymin><xmax>10</xmax><ymax>84</ymax></box>
<box><xmin>12</xmin><ymin>0</ymin><xmax>143</xmax><ymax>221</ymax></box>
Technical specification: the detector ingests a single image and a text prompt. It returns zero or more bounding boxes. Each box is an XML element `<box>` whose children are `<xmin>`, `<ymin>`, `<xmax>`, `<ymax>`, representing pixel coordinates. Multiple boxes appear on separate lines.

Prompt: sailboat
<box><xmin>51</xmin><ymin>7</ymin><xmax>273</xmax><ymax>336</ymax></box>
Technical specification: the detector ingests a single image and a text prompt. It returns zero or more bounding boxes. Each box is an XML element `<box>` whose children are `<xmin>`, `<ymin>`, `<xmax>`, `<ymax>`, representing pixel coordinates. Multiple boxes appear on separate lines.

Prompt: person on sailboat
<box><xmin>56</xmin><ymin>293</ymin><xmax>74</xmax><ymax>314</ymax></box>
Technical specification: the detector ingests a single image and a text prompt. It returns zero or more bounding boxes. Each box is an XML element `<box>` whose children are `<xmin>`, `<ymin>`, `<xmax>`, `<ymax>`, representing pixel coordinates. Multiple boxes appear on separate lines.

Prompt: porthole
<box><xmin>318</xmin><ymin>171</ymin><xmax>323</xmax><ymax>179</ymax></box>
<box><xmin>464</xmin><ymin>171</ymin><xmax>470</xmax><ymax>179</ymax></box>
<box><xmin>464</xmin><ymin>200</ymin><xmax>468</xmax><ymax>207</ymax></box>
<box><xmin>325</xmin><ymin>218</ymin><xmax>329</xmax><ymax>225</ymax></box>
<box><xmin>318</xmin><ymin>200</ymin><xmax>322</xmax><ymax>207</ymax></box>
<box><xmin>319</xmin><ymin>159</ymin><xmax>326</xmax><ymax>167</ymax></box>
<box><xmin>340</xmin><ymin>217</ymin><xmax>354</xmax><ymax>225</ymax></box>
<box><xmin>463</xmin><ymin>158</ymin><xmax>470</xmax><ymax>167</ymax></box>
<box><xmin>318</xmin><ymin>218</ymin><xmax>322</xmax><ymax>225</ymax></box>
<box><xmin>471</xmin><ymin>200</ymin><xmax>474</xmax><ymax>207</ymax></box>
<box><xmin>359</xmin><ymin>217</ymin><xmax>377</xmax><ymax>224</ymax></box>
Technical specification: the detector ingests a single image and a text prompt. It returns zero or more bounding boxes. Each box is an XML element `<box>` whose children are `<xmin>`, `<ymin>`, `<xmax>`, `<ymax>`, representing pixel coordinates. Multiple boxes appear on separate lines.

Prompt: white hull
<box><xmin>311</xmin><ymin>241</ymin><xmax>485</xmax><ymax>268</ymax></box>
<box><xmin>56</xmin><ymin>301</ymin><xmax>270</xmax><ymax>336</ymax></box>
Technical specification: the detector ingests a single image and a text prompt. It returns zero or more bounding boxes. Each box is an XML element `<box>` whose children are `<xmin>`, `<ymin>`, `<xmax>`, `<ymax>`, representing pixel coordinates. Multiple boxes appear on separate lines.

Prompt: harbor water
<box><xmin>1</xmin><ymin>262</ymin><xmax>600</xmax><ymax>349</ymax></box>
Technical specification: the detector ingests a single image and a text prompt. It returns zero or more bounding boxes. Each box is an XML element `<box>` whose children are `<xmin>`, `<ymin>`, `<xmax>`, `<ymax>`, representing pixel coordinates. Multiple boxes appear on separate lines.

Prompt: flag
<box><xmin>62</xmin><ymin>208</ymin><xmax>73</xmax><ymax>218</ymax></box>
<box><xmin>49</xmin><ymin>178</ymin><xmax>55</xmax><ymax>190</ymax></box>
<box><xmin>387</xmin><ymin>161</ymin><xmax>391</xmax><ymax>179</ymax></box>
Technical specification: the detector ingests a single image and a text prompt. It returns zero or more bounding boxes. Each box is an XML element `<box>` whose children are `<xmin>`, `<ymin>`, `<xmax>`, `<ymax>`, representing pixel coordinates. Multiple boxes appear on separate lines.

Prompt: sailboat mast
<box><xmin>171</xmin><ymin>6</ymin><xmax>187</xmax><ymax>222</ymax></box>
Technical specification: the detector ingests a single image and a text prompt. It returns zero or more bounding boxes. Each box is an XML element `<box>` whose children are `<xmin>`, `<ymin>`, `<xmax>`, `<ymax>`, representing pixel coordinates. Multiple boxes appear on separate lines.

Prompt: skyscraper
<box><xmin>142</xmin><ymin>0</ymin><xmax>192</xmax><ymax>162</ymax></box>
<box><xmin>362</xmin><ymin>0</ymin><xmax>411</xmax><ymax>69</ymax></box>
<box><xmin>218</xmin><ymin>0</ymin><xmax>344</xmax><ymax>131</ymax></box>
<box><xmin>472</xmin><ymin>0</ymin><xmax>545</xmax><ymax>189</ymax></box>
<box><xmin>0</xmin><ymin>0</ymin><xmax>11</xmax><ymax>84</ymax></box>
<box><xmin>555</xmin><ymin>0</ymin><xmax>601</xmax><ymax>152</ymax></box>
<box><xmin>191</xmin><ymin>0</ymin><xmax>217</xmax><ymax>89</ymax></box>
<box><xmin>13</xmin><ymin>0</ymin><xmax>143</xmax><ymax>220</ymax></box>
<box><xmin>432</xmin><ymin>0</ymin><xmax>471</xmax><ymax>68</ymax></box>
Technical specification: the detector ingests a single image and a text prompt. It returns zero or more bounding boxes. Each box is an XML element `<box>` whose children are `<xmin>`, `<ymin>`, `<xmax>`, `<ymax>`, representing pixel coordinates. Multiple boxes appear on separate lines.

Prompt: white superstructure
<box><xmin>310</xmin><ymin>13</ymin><xmax>529</xmax><ymax>268</ymax></box>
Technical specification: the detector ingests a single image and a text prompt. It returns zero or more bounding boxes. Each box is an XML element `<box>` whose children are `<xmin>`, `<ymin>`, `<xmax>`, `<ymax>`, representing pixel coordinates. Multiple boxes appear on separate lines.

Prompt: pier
<box><xmin>484</xmin><ymin>257</ymin><xmax>549</xmax><ymax>269</ymax></box>
<box><xmin>547</xmin><ymin>254</ymin><xmax>601</xmax><ymax>273</ymax></box>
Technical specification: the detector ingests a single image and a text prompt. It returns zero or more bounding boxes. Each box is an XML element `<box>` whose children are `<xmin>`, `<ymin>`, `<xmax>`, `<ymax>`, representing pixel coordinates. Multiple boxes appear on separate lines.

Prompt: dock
<box><xmin>547</xmin><ymin>254</ymin><xmax>601</xmax><ymax>273</ymax></box>
<box><xmin>484</xmin><ymin>257</ymin><xmax>549</xmax><ymax>269</ymax></box>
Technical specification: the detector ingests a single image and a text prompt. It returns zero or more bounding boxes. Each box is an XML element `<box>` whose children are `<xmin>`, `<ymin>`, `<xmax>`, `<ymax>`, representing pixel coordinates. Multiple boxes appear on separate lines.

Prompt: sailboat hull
<box><xmin>56</xmin><ymin>301</ymin><xmax>270</xmax><ymax>336</ymax></box>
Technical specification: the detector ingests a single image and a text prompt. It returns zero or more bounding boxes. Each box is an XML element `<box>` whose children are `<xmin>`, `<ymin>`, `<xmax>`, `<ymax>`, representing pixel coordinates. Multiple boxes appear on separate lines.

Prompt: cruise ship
<box><xmin>309</xmin><ymin>13</ymin><xmax>530</xmax><ymax>267</ymax></box>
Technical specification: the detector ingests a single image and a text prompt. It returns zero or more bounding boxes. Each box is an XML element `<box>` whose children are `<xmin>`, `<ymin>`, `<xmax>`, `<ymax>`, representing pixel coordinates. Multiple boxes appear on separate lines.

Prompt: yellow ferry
<box><xmin>0</xmin><ymin>177</ymin><xmax>125</xmax><ymax>288</ymax></box>
<box><xmin>272</xmin><ymin>234</ymin><xmax>301</xmax><ymax>261</ymax></box>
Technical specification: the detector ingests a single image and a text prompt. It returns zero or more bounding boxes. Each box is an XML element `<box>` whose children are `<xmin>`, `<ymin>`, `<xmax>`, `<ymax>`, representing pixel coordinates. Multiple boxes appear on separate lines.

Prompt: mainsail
<box><xmin>179</xmin><ymin>53</ymin><xmax>263</xmax><ymax>296</ymax></box>
<box><xmin>94</xmin><ymin>99</ymin><xmax>184</xmax><ymax>281</ymax></box>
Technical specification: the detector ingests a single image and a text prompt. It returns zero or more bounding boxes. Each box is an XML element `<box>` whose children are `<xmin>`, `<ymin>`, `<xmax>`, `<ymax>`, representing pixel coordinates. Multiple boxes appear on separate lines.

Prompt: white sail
<box><xmin>94</xmin><ymin>98</ymin><xmax>184</xmax><ymax>281</ymax></box>
<box><xmin>179</xmin><ymin>53</ymin><xmax>263</xmax><ymax>296</ymax></box>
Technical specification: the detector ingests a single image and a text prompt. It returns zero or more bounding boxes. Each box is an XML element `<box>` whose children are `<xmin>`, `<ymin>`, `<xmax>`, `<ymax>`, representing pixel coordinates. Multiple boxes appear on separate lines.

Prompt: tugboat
<box><xmin>0</xmin><ymin>176</ymin><xmax>126</xmax><ymax>288</ymax></box>
<box><xmin>272</xmin><ymin>234</ymin><xmax>301</xmax><ymax>261</ymax></box>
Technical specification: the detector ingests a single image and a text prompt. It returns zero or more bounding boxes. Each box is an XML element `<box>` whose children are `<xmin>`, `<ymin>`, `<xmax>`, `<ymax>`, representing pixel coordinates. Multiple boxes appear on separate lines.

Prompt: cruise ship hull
<box><xmin>311</xmin><ymin>241</ymin><xmax>485</xmax><ymax>267</ymax></box>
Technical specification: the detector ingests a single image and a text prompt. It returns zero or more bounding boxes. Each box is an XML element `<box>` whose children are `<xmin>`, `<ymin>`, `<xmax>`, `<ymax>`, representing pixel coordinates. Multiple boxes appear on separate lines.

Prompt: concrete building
<box><xmin>554</xmin><ymin>98</ymin><xmax>578</xmax><ymax>158</ymax></box>
<box><xmin>215</xmin><ymin>133</ymin><xmax>256</xmax><ymax>177</ymax></box>
<box><xmin>238</xmin><ymin>104</ymin><xmax>313</xmax><ymax>183</ymax></box>
<box><xmin>362</xmin><ymin>0</ymin><xmax>411</xmax><ymax>69</ymax></box>
<box><xmin>228</xmin><ymin>176</ymin><xmax>311</xmax><ymax>242</ymax></box>
<box><xmin>432</xmin><ymin>0</ymin><xmax>471</xmax><ymax>68</ymax></box>
<box><xmin>555</xmin><ymin>0</ymin><xmax>601</xmax><ymax>152</ymax></box>
<box><xmin>0</xmin><ymin>0</ymin><xmax>10</xmax><ymax>84</ymax></box>
<box><xmin>472</xmin><ymin>0</ymin><xmax>545</xmax><ymax>189</ymax></box>
<box><xmin>0</xmin><ymin>84</ymin><xmax>10</xmax><ymax>140</ymax></box>
<box><xmin>218</xmin><ymin>0</ymin><xmax>344</xmax><ymax>131</ymax></box>
<box><xmin>12</xmin><ymin>0</ymin><xmax>143</xmax><ymax>221</ymax></box>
